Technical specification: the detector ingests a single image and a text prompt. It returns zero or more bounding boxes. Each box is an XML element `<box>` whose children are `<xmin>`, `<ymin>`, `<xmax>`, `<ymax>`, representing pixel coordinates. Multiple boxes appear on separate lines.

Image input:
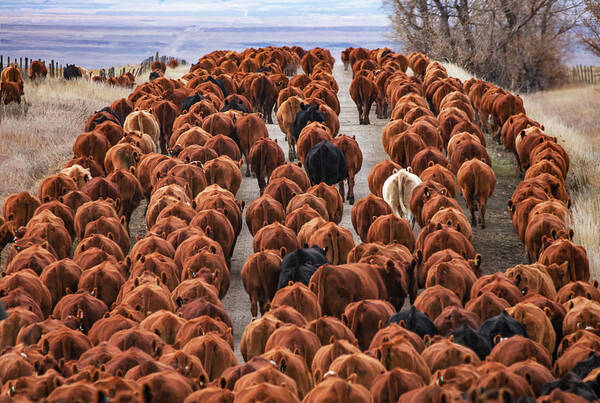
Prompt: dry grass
<box><xmin>446</xmin><ymin>63</ymin><xmax>600</xmax><ymax>279</ymax></box>
<box><xmin>0</xmin><ymin>78</ymin><xmax>130</xmax><ymax>204</ymax></box>
<box><xmin>164</xmin><ymin>64</ymin><xmax>190</xmax><ymax>80</ymax></box>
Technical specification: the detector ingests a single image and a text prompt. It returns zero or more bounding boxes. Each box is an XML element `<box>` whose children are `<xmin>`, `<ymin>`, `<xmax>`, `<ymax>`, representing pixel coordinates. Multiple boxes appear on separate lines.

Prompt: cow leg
<box><xmin>338</xmin><ymin>181</ymin><xmax>345</xmax><ymax>202</ymax></box>
<box><xmin>478</xmin><ymin>111</ymin><xmax>489</xmax><ymax>132</ymax></box>
<box><xmin>267</xmin><ymin>104</ymin><xmax>274</xmax><ymax>124</ymax></box>
<box><xmin>249</xmin><ymin>294</ymin><xmax>258</xmax><ymax>318</ymax></box>
<box><xmin>480</xmin><ymin>198</ymin><xmax>487</xmax><ymax>229</ymax></box>
<box><xmin>245</xmin><ymin>157</ymin><xmax>251</xmax><ymax>177</ymax></box>
<box><xmin>356</xmin><ymin>103</ymin><xmax>364</xmax><ymax>125</ymax></box>
<box><xmin>159</xmin><ymin>134</ymin><xmax>167</xmax><ymax>155</ymax></box>
<box><xmin>257</xmin><ymin>175</ymin><xmax>266</xmax><ymax>195</ymax></box>
<box><xmin>347</xmin><ymin>173</ymin><xmax>355</xmax><ymax>205</ymax></box>
<box><xmin>363</xmin><ymin>101</ymin><xmax>371</xmax><ymax>125</ymax></box>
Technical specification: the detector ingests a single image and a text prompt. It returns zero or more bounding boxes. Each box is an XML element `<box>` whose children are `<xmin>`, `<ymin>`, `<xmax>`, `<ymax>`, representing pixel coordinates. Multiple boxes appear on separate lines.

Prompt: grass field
<box><xmin>0</xmin><ymin>78</ymin><xmax>130</xmax><ymax>203</ymax></box>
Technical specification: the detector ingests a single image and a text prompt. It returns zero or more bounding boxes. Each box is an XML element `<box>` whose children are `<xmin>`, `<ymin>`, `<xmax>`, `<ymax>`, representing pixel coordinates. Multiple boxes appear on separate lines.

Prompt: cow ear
<box><xmin>424</xmin><ymin>334</ymin><xmax>431</xmax><ymax>346</ymax></box>
<box><xmin>493</xmin><ymin>334</ymin><xmax>502</xmax><ymax>345</ymax></box>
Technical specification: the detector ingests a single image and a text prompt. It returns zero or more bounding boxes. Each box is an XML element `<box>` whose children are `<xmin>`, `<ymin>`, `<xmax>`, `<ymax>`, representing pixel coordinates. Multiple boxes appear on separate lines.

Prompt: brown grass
<box><xmin>0</xmin><ymin>77</ymin><xmax>130</xmax><ymax>204</ymax></box>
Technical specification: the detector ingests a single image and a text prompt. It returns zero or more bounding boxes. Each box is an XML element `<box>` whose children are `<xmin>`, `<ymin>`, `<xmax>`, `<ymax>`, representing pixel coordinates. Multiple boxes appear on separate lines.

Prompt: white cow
<box><xmin>382</xmin><ymin>167</ymin><xmax>422</xmax><ymax>227</ymax></box>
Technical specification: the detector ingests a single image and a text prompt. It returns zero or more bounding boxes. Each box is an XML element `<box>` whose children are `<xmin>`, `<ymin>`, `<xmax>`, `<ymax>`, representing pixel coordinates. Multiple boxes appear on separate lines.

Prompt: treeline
<box><xmin>384</xmin><ymin>0</ymin><xmax>598</xmax><ymax>91</ymax></box>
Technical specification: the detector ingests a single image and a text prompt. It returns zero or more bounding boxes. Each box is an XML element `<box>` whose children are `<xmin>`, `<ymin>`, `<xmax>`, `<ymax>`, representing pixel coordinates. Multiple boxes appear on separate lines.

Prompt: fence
<box><xmin>0</xmin><ymin>52</ymin><xmax>187</xmax><ymax>80</ymax></box>
<box><xmin>571</xmin><ymin>65</ymin><xmax>598</xmax><ymax>85</ymax></box>
<box><xmin>0</xmin><ymin>55</ymin><xmax>67</xmax><ymax>78</ymax></box>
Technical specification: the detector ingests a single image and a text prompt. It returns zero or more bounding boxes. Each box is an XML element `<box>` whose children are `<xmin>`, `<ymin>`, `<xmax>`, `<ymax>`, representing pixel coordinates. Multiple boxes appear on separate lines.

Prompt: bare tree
<box><xmin>384</xmin><ymin>0</ymin><xmax>583</xmax><ymax>91</ymax></box>
<box><xmin>581</xmin><ymin>0</ymin><xmax>600</xmax><ymax>57</ymax></box>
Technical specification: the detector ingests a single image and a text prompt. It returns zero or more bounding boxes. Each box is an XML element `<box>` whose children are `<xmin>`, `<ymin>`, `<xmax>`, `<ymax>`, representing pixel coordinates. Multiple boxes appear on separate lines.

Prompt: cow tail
<box><xmin>400</xmin><ymin>174</ymin><xmax>409</xmax><ymax>217</ymax></box>
<box><xmin>386</xmin><ymin>175</ymin><xmax>401</xmax><ymax>217</ymax></box>
<box><xmin>136</xmin><ymin>112</ymin><xmax>145</xmax><ymax>136</ymax></box>
<box><xmin>472</xmin><ymin>165</ymin><xmax>480</xmax><ymax>212</ymax></box>
<box><xmin>260</xmin><ymin>142</ymin><xmax>268</xmax><ymax>180</ymax></box>
<box><xmin>315</xmin><ymin>266</ymin><xmax>329</xmax><ymax>314</ymax></box>
<box><xmin>329</xmin><ymin>231</ymin><xmax>339</xmax><ymax>266</ymax></box>
<box><xmin>62</xmin><ymin>335</ymin><xmax>70</xmax><ymax>361</ymax></box>
<box><xmin>259</xmin><ymin>253</ymin><xmax>271</xmax><ymax>306</ymax></box>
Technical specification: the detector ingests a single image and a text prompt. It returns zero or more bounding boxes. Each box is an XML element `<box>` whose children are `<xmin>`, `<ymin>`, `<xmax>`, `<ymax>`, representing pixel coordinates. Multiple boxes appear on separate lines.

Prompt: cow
<box><xmin>1</xmin><ymin>64</ymin><xmax>23</xmax><ymax>95</ymax></box>
<box><xmin>63</xmin><ymin>64</ymin><xmax>82</xmax><ymax>80</ymax></box>
<box><xmin>277</xmin><ymin>246</ymin><xmax>328</xmax><ymax>289</ymax></box>
<box><xmin>331</xmin><ymin>134</ymin><xmax>362</xmax><ymax>205</ymax></box>
<box><xmin>29</xmin><ymin>60</ymin><xmax>48</xmax><ymax>81</ymax></box>
<box><xmin>292</xmin><ymin>103</ymin><xmax>326</xmax><ymax>142</ymax></box>
<box><xmin>249</xmin><ymin>138</ymin><xmax>285</xmax><ymax>194</ymax></box>
<box><xmin>382</xmin><ymin>167</ymin><xmax>422</xmax><ymax>227</ymax></box>
<box><xmin>457</xmin><ymin>158</ymin><xmax>496</xmax><ymax>228</ymax></box>
<box><xmin>241</xmin><ymin>250</ymin><xmax>283</xmax><ymax>318</ymax></box>
<box><xmin>351</xmin><ymin>194</ymin><xmax>393</xmax><ymax>242</ymax></box>
<box><xmin>349</xmin><ymin>74</ymin><xmax>377</xmax><ymax>124</ymax></box>
<box><xmin>250</xmin><ymin>73</ymin><xmax>278</xmax><ymax>123</ymax></box>
<box><xmin>0</xmin><ymin>81</ymin><xmax>21</xmax><ymax>105</ymax></box>
<box><xmin>304</xmin><ymin>141</ymin><xmax>348</xmax><ymax>191</ymax></box>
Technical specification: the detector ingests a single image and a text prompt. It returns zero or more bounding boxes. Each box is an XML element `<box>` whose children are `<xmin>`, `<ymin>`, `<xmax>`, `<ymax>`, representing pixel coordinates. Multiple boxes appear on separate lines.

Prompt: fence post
<box><xmin>50</xmin><ymin>60</ymin><xmax>54</xmax><ymax>77</ymax></box>
<box><xmin>155</xmin><ymin>51</ymin><xmax>159</xmax><ymax>61</ymax></box>
<box><xmin>0</xmin><ymin>55</ymin><xmax>3</xmax><ymax>71</ymax></box>
<box><xmin>25</xmin><ymin>57</ymin><xmax>28</xmax><ymax>72</ymax></box>
<box><xmin>19</xmin><ymin>57</ymin><xmax>22</xmax><ymax>71</ymax></box>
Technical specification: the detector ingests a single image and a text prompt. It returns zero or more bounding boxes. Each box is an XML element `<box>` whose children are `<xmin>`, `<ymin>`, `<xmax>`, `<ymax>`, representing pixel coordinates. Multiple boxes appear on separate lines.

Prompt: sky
<box><xmin>0</xmin><ymin>1</ymin><xmax>395</xmax><ymax>68</ymax></box>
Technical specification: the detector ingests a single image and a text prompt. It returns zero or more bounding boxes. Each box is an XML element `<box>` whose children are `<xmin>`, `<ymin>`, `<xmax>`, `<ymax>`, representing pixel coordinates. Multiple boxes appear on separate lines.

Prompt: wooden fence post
<box><xmin>19</xmin><ymin>57</ymin><xmax>22</xmax><ymax>71</ymax></box>
<box><xmin>0</xmin><ymin>55</ymin><xmax>3</xmax><ymax>71</ymax></box>
<box><xmin>25</xmin><ymin>57</ymin><xmax>28</xmax><ymax>72</ymax></box>
<box><xmin>155</xmin><ymin>51</ymin><xmax>159</xmax><ymax>61</ymax></box>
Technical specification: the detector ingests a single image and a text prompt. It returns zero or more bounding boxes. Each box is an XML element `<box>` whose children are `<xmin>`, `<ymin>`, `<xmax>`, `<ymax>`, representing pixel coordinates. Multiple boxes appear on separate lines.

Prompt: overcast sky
<box><xmin>0</xmin><ymin>1</ymin><xmax>394</xmax><ymax>68</ymax></box>
<box><xmin>0</xmin><ymin>1</ymin><xmax>389</xmax><ymax>27</ymax></box>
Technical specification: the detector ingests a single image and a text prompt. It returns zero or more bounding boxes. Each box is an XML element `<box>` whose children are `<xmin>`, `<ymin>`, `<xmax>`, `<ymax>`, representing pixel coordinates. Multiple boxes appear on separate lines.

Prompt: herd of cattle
<box><xmin>0</xmin><ymin>43</ymin><xmax>597</xmax><ymax>402</ymax></box>
<box><xmin>0</xmin><ymin>59</ymin><xmax>139</xmax><ymax>107</ymax></box>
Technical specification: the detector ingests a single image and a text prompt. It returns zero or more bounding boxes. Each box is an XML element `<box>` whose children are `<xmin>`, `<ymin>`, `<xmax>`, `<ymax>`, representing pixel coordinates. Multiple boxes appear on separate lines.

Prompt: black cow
<box><xmin>64</xmin><ymin>64</ymin><xmax>82</xmax><ymax>80</ymax></box>
<box><xmin>448</xmin><ymin>324</ymin><xmax>492</xmax><ymax>360</ymax></box>
<box><xmin>181</xmin><ymin>93</ymin><xmax>205</xmax><ymax>112</ymax></box>
<box><xmin>292</xmin><ymin>103</ymin><xmax>326</xmax><ymax>141</ymax></box>
<box><xmin>149</xmin><ymin>71</ymin><xmax>161</xmax><ymax>81</ymax></box>
<box><xmin>478</xmin><ymin>310</ymin><xmax>528</xmax><ymax>347</ymax></box>
<box><xmin>305</xmin><ymin>141</ymin><xmax>348</xmax><ymax>186</ymax></box>
<box><xmin>91</xmin><ymin>107</ymin><xmax>122</xmax><ymax>127</ymax></box>
<box><xmin>205</xmin><ymin>76</ymin><xmax>227</xmax><ymax>97</ymax></box>
<box><xmin>387</xmin><ymin>305</ymin><xmax>438</xmax><ymax>338</ymax></box>
<box><xmin>539</xmin><ymin>372</ymin><xmax>598</xmax><ymax>401</ymax></box>
<box><xmin>277</xmin><ymin>245</ymin><xmax>328</xmax><ymax>289</ymax></box>
<box><xmin>573</xmin><ymin>352</ymin><xmax>600</xmax><ymax>380</ymax></box>
<box><xmin>221</xmin><ymin>98</ymin><xmax>249</xmax><ymax>113</ymax></box>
